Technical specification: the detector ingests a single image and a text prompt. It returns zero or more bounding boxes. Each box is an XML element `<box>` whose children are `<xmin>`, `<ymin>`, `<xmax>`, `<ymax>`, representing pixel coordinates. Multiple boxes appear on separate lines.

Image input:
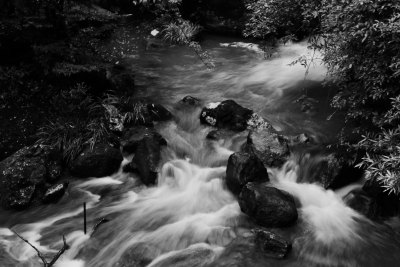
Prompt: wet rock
<box><xmin>113</xmin><ymin>242</ymin><xmax>158</xmax><ymax>267</ymax></box>
<box><xmin>226</xmin><ymin>152</ymin><xmax>268</xmax><ymax>195</ymax></box>
<box><xmin>46</xmin><ymin>160</ymin><xmax>63</xmax><ymax>183</ymax></box>
<box><xmin>123</xmin><ymin>103</ymin><xmax>173</xmax><ymax>127</ymax></box>
<box><xmin>254</xmin><ymin>229</ymin><xmax>291</xmax><ymax>258</ymax></box>
<box><xmin>7</xmin><ymin>185</ymin><xmax>36</xmax><ymax>210</ymax></box>
<box><xmin>361</xmin><ymin>179</ymin><xmax>400</xmax><ymax>219</ymax></box>
<box><xmin>200</xmin><ymin>100</ymin><xmax>253</xmax><ymax>131</ymax></box>
<box><xmin>287</xmin><ymin>133</ymin><xmax>311</xmax><ymax>147</ymax></box>
<box><xmin>296</xmin><ymin>153</ymin><xmax>364</xmax><ymax>189</ymax></box>
<box><xmin>121</xmin><ymin>126</ymin><xmax>166</xmax><ymax>155</ymax></box>
<box><xmin>242</xmin><ymin>129</ymin><xmax>289</xmax><ymax>167</ymax></box>
<box><xmin>179</xmin><ymin>96</ymin><xmax>201</xmax><ymax>107</ymax></box>
<box><xmin>149</xmin><ymin>244</ymin><xmax>217</xmax><ymax>267</ymax></box>
<box><xmin>0</xmin><ymin>145</ymin><xmax>62</xmax><ymax>209</ymax></box>
<box><xmin>246</xmin><ymin>113</ymin><xmax>274</xmax><ymax>132</ymax></box>
<box><xmin>239</xmin><ymin>183</ymin><xmax>298</xmax><ymax>227</ymax></box>
<box><xmin>147</xmin><ymin>104</ymin><xmax>173</xmax><ymax>122</ymax></box>
<box><xmin>295</xmin><ymin>95</ymin><xmax>319</xmax><ymax>113</ymax></box>
<box><xmin>124</xmin><ymin>130</ymin><xmax>167</xmax><ymax>185</ymax></box>
<box><xmin>70</xmin><ymin>144</ymin><xmax>123</xmax><ymax>178</ymax></box>
<box><xmin>210</xmin><ymin>230</ymin><xmax>291</xmax><ymax>267</ymax></box>
<box><xmin>42</xmin><ymin>182</ymin><xmax>69</xmax><ymax>204</ymax></box>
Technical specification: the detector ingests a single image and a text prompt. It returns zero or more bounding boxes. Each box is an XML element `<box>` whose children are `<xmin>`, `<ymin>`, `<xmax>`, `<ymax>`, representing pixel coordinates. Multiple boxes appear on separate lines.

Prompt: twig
<box><xmin>47</xmin><ymin>235</ymin><xmax>70</xmax><ymax>266</ymax></box>
<box><xmin>90</xmin><ymin>218</ymin><xmax>109</xmax><ymax>237</ymax></box>
<box><xmin>12</xmin><ymin>230</ymin><xmax>69</xmax><ymax>267</ymax></box>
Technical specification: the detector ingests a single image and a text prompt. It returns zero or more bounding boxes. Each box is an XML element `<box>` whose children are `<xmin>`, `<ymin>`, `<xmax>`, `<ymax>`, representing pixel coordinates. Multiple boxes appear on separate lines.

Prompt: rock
<box><xmin>113</xmin><ymin>242</ymin><xmax>158</xmax><ymax>267</ymax></box>
<box><xmin>206</xmin><ymin>130</ymin><xmax>223</xmax><ymax>140</ymax></box>
<box><xmin>123</xmin><ymin>103</ymin><xmax>173</xmax><ymax>127</ymax></box>
<box><xmin>7</xmin><ymin>186</ymin><xmax>36</xmax><ymax>210</ymax></box>
<box><xmin>147</xmin><ymin>104</ymin><xmax>173</xmax><ymax>122</ymax></box>
<box><xmin>294</xmin><ymin>95</ymin><xmax>319</xmax><ymax>113</ymax></box>
<box><xmin>295</xmin><ymin>153</ymin><xmax>364</xmax><ymax>189</ymax></box>
<box><xmin>361</xmin><ymin>179</ymin><xmax>400</xmax><ymax>219</ymax></box>
<box><xmin>210</xmin><ymin>230</ymin><xmax>291</xmax><ymax>267</ymax></box>
<box><xmin>124</xmin><ymin>129</ymin><xmax>167</xmax><ymax>185</ymax></box>
<box><xmin>239</xmin><ymin>183</ymin><xmax>298</xmax><ymax>227</ymax></box>
<box><xmin>226</xmin><ymin>152</ymin><xmax>268</xmax><ymax>195</ymax></box>
<box><xmin>287</xmin><ymin>133</ymin><xmax>310</xmax><ymax>147</ymax></box>
<box><xmin>179</xmin><ymin>95</ymin><xmax>201</xmax><ymax>107</ymax></box>
<box><xmin>242</xmin><ymin>129</ymin><xmax>289</xmax><ymax>167</ymax></box>
<box><xmin>0</xmin><ymin>145</ymin><xmax>61</xmax><ymax>209</ymax></box>
<box><xmin>246</xmin><ymin>113</ymin><xmax>274</xmax><ymax>132</ymax></box>
<box><xmin>254</xmin><ymin>229</ymin><xmax>291</xmax><ymax>258</ymax></box>
<box><xmin>121</xmin><ymin>126</ymin><xmax>166</xmax><ymax>155</ymax></box>
<box><xmin>42</xmin><ymin>182</ymin><xmax>69</xmax><ymax>204</ymax></box>
<box><xmin>70</xmin><ymin>144</ymin><xmax>123</xmax><ymax>178</ymax></box>
<box><xmin>149</xmin><ymin>244</ymin><xmax>217</xmax><ymax>267</ymax></box>
<box><xmin>46</xmin><ymin>160</ymin><xmax>63</xmax><ymax>183</ymax></box>
<box><xmin>200</xmin><ymin>100</ymin><xmax>253</xmax><ymax>131</ymax></box>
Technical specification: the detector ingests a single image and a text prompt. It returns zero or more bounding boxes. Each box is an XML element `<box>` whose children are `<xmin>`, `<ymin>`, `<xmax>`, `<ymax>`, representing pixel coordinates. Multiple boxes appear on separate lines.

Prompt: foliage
<box><xmin>36</xmin><ymin>83</ymin><xmax>111</xmax><ymax>164</ymax></box>
<box><xmin>243</xmin><ymin>0</ymin><xmax>320</xmax><ymax>39</ymax></box>
<box><xmin>356</xmin><ymin>96</ymin><xmax>400</xmax><ymax>195</ymax></box>
<box><xmin>36</xmin><ymin>117</ymin><xmax>110</xmax><ymax>164</ymax></box>
<box><xmin>313</xmin><ymin>0</ymin><xmax>400</xmax><ymax>194</ymax></box>
<box><xmin>162</xmin><ymin>20</ymin><xmax>200</xmax><ymax>44</ymax></box>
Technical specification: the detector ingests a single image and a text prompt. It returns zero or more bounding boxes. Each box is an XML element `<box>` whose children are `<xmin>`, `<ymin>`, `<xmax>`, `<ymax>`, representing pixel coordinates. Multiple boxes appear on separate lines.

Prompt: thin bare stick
<box><xmin>90</xmin><ymin>217</ymin><xmax>109</xmax><ymax>237</ymax></box>
<box><xmin>12</xmin><ymin>230</ymin><xmax>48</xmax><ymax>266</ymax></box>
<box><xmin>12</xmin><ymin>230</ymin><xmax>69</xmax><ymax>267</ymax></box>
<box><xmin>48</xmin><ymin>235</ymin><xmax>70</xmax><ymax>266</ymax></box>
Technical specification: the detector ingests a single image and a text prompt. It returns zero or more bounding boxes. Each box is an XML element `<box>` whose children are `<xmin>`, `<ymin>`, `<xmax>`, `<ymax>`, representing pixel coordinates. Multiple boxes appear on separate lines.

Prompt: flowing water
<box><xmin>1</xmin><ymin>32</ymin><xmax>400</xmax><ymax>267</ymax></box>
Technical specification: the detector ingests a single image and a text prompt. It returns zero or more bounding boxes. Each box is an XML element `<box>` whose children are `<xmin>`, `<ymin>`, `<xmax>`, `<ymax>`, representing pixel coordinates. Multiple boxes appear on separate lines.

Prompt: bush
<box><xmin>243</xmin><ymin>0</ymin><xmax>320</xmax><ymax>40</ymax></box>
<box><xmin>162</xmin><ymin>19</ymin><xmax>201</xmax><ymax>44</ymax></box>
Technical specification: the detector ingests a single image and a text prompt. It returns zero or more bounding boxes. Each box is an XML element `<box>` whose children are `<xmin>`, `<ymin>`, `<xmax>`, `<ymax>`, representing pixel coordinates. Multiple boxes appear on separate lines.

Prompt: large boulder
<box><xmin>123</xmin><ymin>128</ymin><xmax>167</xmax><ymax>185</ymax></box>
<box><xmin>242</xmin><ymin>130</ymin><xmax>289</xmax><ymax>167</ymax></box>
<box><xmin>239</xmin><ymin>183</ymin><xmax>298</xmax><ymax>227</ymax></box>
<box><xmin>200</xmin><ymin>100</ymin><xmax>253</xmax><ymax>131</ymax></box>
<box><xmin>0</xmin><ymin>145</ymin><xmax>63</xmax><ymax>209</ymax></box>
<box><xmin>209</xmin><ymin>229</ymin><xmax>291</xmax><ymax>267</ymax></box>
<box><xmin>226</xmin><ymin>152</ymin><xmax>268</xmax><ymax>195</ymax></box>
<box><xmin>70</xmin><ymin>144</ymin><xmax>123</xmax><ymax>178</ymax></box>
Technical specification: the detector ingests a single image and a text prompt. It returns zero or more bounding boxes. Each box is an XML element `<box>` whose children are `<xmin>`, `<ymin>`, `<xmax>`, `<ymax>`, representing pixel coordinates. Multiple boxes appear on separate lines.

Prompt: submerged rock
<box><xmin>254</xmin><ymin>229</ymin><xmax>291</xmax><ymax>258</ymax></box>
<box><xmin>123</xmin><ymin>128</ymin><xmax>167</xmax><ymax>185</ymax></box>
<box><xmin>0</xmin><ymin>145</ymin><xmax>63</xmax><ymax>209</ymax></box>
<box><xmin>239</xmin><ymin>183</ymin><xmax>298</xmax><ymax>227</ymax></box>
<box><xmin>226</xmin><ymin>152</ymin><xmax>268</xmax><ymax>195</ymax></box>
<box><xmin>210</xmin><ymin>230</ymin><xmax>291</xmax><ymax>266</ymax></box>
<box><xmin>178</xmin><ymin>95</ymin><xmax>201</xmax><ymax>107</ymax></box>
<box><xmin>149</xmin><ymin>244</ymin><xmax>217</xmax><ymax>267</ymax></box>
<box><xmin>70</xmin><ymin>144</ymin><xmax>123</xmax><ymax>178</ymax></box>
<box><xmin>113</xmin><ymin>242</ymin><xmax>159</xmax><ymax>267</ymax></box>
<box><xmin>242</xmin><ymin>129</ymin><xmax>289</xmax><ymax>167</ymax></box>
<box><xmin>42</xmin><ymin>182</ymin><xmax>69</xmax><ymax>204</ymax></box>
<box><xmin>200</xmin><ymin>100</ymin><xmax>253</xmax><ymax>131</ymax></box>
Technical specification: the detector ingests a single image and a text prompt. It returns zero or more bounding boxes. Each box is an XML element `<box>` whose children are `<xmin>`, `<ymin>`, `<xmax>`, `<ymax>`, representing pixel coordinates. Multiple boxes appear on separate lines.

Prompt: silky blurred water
<box><xmin>1</xmin><ymin>33</ymin><xmax>399</xmax><ymax>267</ymax></box>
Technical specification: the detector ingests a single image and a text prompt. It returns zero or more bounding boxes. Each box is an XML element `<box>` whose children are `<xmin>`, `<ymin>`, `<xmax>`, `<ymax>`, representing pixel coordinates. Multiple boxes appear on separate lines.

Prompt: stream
<box><xmin>1</xmin><ymin>32</ymin><xmax>400</xmax><ymax>267</ymax></box>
